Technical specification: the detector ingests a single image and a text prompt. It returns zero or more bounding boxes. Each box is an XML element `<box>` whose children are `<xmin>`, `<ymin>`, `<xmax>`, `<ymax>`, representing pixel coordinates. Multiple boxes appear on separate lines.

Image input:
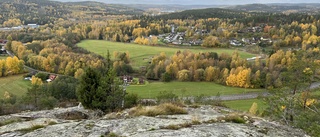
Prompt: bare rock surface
<box><xmin>0</xmin><ymin>106</ymin><xmax>309</xmax><ymax>137</ymax></box>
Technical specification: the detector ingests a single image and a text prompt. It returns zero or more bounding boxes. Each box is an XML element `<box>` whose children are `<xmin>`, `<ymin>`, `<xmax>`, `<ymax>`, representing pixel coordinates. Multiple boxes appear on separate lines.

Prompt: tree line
<box><xmin>146</xmin><ymin>48</ymin><xmax>320</xmax><ymax>89</ymax></box>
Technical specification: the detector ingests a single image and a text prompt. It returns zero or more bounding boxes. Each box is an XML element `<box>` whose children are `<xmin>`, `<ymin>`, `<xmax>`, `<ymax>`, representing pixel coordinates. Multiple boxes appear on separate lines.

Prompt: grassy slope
<box><xmin>77</xmin><ymin>40</ymin><xmax>256</xmax><ymax>68</ymax></box>
<box><xmin>0</xmin><ymin>74</ymin><xmax>31</xmax><ymax>99</ymax></box>
<box><xmin>127</xmin><ymin>81</ymin><xmax>263</xmax><ymax>99</ymax></box>
<box><xmin>223</xmin><ymin>98</ymin><xmax>267</xmax><ymax>112</ymax></box>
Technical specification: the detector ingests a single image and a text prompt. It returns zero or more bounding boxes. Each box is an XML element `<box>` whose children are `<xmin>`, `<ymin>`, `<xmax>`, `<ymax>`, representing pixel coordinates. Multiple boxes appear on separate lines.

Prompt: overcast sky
<box><xmin>57</xmin><ymin>0</ymin><xmax>320</xmax><ymax>5</ymax></box>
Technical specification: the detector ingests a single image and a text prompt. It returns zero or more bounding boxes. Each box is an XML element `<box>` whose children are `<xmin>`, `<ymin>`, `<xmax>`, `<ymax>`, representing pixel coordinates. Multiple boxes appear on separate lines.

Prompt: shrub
<box><xmin>124</xmin><ymin>93</ymin><xmax>139</xmax><ymax>108</ymax></box>
<box><xmin>35</xmin><ymin>73</ymin><xmax>48</xmax><ymax>81</ymax></box>
<box><xmin>218</xmin><ymin>114</ymin><xmax>246</xmax><ymax>124</ymax></box>
<box><xmin>156</xmin><ymin>91</ymin><xmax>178</xmax><ymax>103</ymax></box>
<box><xmin>38</xmin><ymin>96</ymin><xmax>58</xmax><ymax>109</ymax></box>
<box><xmin>46</xmin><ymin>75</ymin><xmax>78</xmax><ymax>101</ymax></box>
<box><xmin>161</xmin><ymin>72</ymin><xmax>172</xmax><ymax>82</ymax></box>
<box><xmin>192</xmin><ymin>93</ymin><xmax>226</xmax><ymax>107</ymax></box>
<box><xmin>0</xmin><ymin>103</ymin><xmax>21</xmax><ymax>115</ymax></box>
<box><xmin>193</xmin><ymin>94</ymin><xmax>206</xmax><ymax>104</ymax></box>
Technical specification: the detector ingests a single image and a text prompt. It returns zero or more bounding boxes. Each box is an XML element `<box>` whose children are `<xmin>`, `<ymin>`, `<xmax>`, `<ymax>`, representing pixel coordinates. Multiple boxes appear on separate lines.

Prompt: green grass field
<box><xmin>0</xmin><ymin>55</ymin><xmax>9</xmax><ymax>60</ymax></box>
<box><xmin>223</xmin><ymin>98</ymin><xmax>267</xmax><ymax>112</ymax></box>
<box><xmin>126</xmin><ymin>81</ymin><xmax>263</xmax><ymax>99</ymax></box>
<box><xmin>0</xmin><ymin>74</ymin><xmax>31</xmax><ymax>99</ymax></box>
<box><xmin>78</xmin><ymin>40</ymin><xmax>256</xmax><ymax>68</ymax></box>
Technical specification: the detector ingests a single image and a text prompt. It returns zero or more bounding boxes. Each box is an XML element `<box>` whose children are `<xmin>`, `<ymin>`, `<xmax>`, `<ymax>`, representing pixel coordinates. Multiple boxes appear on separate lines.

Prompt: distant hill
<box><xmin>123</xmin><ymin>4</ymin><xmax>224</xmax><ymax>12</ymax></box>
<box><xmin>227</xmin><ymin>3</ymin><xmax>320</xmax><ymax>13</ymax></box>
<box><xmin>64</xmin><ymin>1</ymin><xmax>144</xmax><ymax>15</ymax></box>
<box><xmin>0</xmin><ymin>0</ymin><xmax>143</xmax><ymax>25</ymax></box>
<box><xmin>156</xmin><ymin>8</ymin><xmax>251</xmax><ymax>20</ymax></box>
<box><xmin>152</xmin><ymin>6</ymin><xmax>320</xmax><ymax>26</ymax></box>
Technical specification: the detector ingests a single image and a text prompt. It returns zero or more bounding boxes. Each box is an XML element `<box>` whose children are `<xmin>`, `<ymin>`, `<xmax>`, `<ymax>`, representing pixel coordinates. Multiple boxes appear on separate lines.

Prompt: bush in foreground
<box><xmin>130</xmin><ymin>103</ymin><xmax>187</xmax><ymax>117</ymax></box>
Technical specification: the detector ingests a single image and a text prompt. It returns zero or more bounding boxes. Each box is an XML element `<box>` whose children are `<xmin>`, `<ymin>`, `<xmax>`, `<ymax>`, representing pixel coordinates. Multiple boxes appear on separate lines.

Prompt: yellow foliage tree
<box><xmin>177</xmin><ymin>69</ymin><xmax>190</xmax><ymax>81</ymax></box>
<box><xmin>226</xmin><ymin>74</ymin><xmax>237</xmax><ymax>86</ymax></box>
<box><xmin>6</xmin><ymin>56</ymin><xmax>23</xmax><ymax>75</ymax></box>
<box><xmin>143</xmin><ymin>38</ymin><xmax>149</xmax><ymax>45</ymax></box>
<box><xmin>31</xmin><ymin>76</ymin><xmax>43</xmax><ymax>86</ymax></box>
<box><xmin>204</xmin><ymin>66</ymin><xmax>215</xmax><ymax>81</ymax></box>
<box><xmin>201</xmin><ymin>36</ymin><xmax>220</xmax><ymax>47</ymax></box>
<box><xmin>236</xmin><ymin>68</ymin><xmax>251</xmax><ymax>88</ymax></box>
<box><xmin>226</xmin><ymin>68</ymin><xmax>252</xmax><ymax>88</ymax></box>
<box><xmin>3</xmin><ymin>18</ymin><xmax>22</xmax><ymax>27</ymax></box>
<box><xmin>0</xmin><ymin>59</ymin><xmax>5</xmax><ymax>76</ymax></box>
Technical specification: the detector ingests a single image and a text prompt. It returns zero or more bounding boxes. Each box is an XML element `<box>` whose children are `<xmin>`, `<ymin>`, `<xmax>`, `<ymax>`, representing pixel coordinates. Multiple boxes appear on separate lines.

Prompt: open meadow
<box><xmin>0</xmin><ymin>74</ymin><xmax>30</xmax><ymax>99</ymax></box>
<box><xmin>77</xmin><ymin>40</ymin><xmax>256</xmax><ymax>68</ymax></box>
<box><xmin>126</xmin><ymin>81</ymin><xmax>263</xmax><ymax>99</ymax></box>
<box><xmin>223</xmin><ymin>98</ymin><xmax>267</xmax><ymax>112</ymax></box>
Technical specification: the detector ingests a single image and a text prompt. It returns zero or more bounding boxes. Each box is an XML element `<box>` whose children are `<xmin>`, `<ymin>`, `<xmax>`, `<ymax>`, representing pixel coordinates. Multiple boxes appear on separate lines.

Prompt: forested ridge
<box><xmin>0</xmin><ymin>0</ymin><xmax>143</xmax><ymax>25</ymax></box>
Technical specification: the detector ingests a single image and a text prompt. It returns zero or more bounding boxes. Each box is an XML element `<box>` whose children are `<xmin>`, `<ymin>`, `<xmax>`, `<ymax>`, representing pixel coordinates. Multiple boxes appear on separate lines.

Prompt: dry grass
<box><xmin>191</xmin><ymin>116</ymin><xmax>201</xmax><ymax>125</ymax></box>
<box><xmin>130</xmin><ymin>103</ymin><xmax>187</xmax><ymax>117</ymax></box>
<box><xmin>217</xmin><ymin>113</ymin><xmax>248</xmax><ymax>124</ymax></box>
<box><xmin>160</xmin><ymin>120</ymin><xmax>203</xmax><ymax>130</ymax></box>
<box><xmin>18</xmin><ymin>124</ymin><xmax>45</xmax><ymax>133</ymax></box>
<box><xmin>0</xmin><ymin>118</ymin><xmax>23</xmax><ymax>126</ymax></box>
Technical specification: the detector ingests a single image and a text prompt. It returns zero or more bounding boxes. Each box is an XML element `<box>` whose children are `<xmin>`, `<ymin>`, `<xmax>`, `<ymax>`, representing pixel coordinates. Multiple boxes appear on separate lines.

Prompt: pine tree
<box><xmin>77</xmin><ymin>67</ymin><xmax>102</xmax><ymax>110</ymax></box>
<box><xmin>77</xmin><ymin>52</ymin><xmax>125</xmax><ymax>112</ymax></box>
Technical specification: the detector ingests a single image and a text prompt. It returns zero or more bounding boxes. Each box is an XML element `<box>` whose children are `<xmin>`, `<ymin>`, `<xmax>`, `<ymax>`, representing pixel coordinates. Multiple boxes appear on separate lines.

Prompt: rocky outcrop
<box><xmin>0</xmin><ymin>106</ymin><xmax>309</xmax><ymax>137</ymax></box>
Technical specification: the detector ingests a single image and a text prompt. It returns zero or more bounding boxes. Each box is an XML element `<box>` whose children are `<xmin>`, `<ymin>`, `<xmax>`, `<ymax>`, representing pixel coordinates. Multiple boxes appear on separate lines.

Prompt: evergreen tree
<box><xmin>76</xmin><ymin>67</ymin><xmax>102</xmax><ymax>110</ymax></box>
<box><xmin>98</xmin><ymin>68</ymin><xmax>124</xmax><ymax>112</ymax></box>
<box><xmin>77</xmin><ymin>52</ymin><xmax>125</xmax><ymax>112</ymax></box>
